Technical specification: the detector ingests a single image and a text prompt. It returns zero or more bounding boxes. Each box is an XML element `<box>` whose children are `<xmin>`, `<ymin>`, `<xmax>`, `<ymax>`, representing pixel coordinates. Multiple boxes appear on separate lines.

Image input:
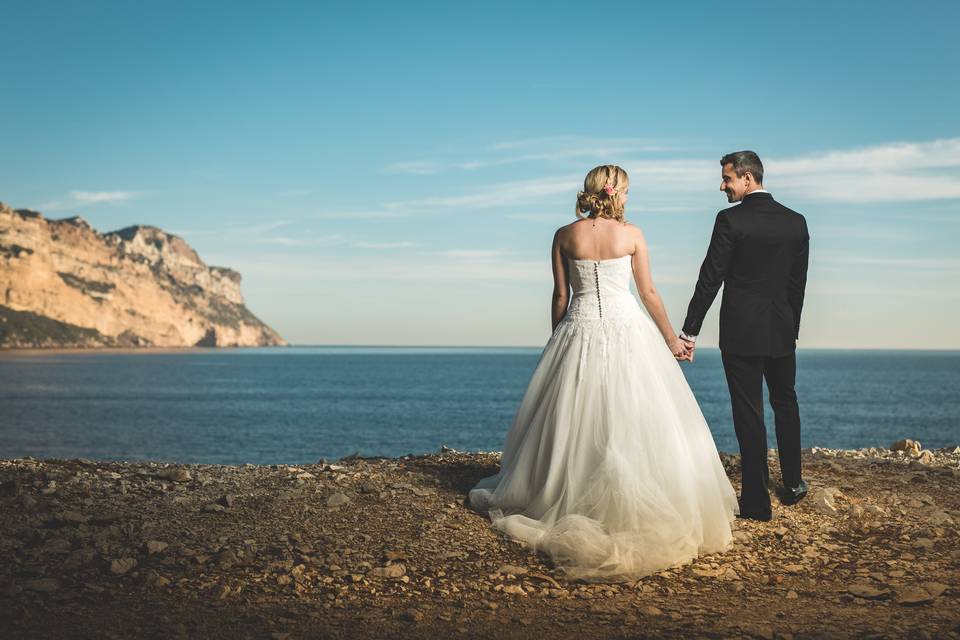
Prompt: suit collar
<box><xmin>742</xmin><ymin>191</ymin><xmax>773</xmax><ymax>201</ymax></box>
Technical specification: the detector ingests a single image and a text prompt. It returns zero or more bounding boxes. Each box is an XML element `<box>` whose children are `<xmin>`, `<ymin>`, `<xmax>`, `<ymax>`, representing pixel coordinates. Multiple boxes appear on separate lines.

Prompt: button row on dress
<box><xmin>594</xmin><ymin>262</ymin><xmax>603</xmax><ymax>319</ymax></box>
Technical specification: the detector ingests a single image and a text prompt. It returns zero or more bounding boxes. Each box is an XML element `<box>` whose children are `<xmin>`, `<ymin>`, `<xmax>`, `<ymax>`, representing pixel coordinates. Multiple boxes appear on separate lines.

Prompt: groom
<box><xmin>679</xmin><ymin>151</ymin><xmax>809</xmax><ymax>521</ymax></box>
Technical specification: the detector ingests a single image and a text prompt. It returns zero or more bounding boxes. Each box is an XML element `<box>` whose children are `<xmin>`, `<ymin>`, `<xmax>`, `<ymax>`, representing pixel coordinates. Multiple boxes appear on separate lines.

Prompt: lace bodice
<box><xmin>565</xmin><ymin>255</ymin><xmax>639</xmax><ymax>322</ymax></box>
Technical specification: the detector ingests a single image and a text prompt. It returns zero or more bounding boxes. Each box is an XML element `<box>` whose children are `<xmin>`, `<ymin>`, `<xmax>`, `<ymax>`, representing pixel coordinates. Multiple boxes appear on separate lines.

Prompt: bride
<box><xmin>468</xmin><ymin>165</ymin><xmax>738</xmax><ymax>582</ymax></box>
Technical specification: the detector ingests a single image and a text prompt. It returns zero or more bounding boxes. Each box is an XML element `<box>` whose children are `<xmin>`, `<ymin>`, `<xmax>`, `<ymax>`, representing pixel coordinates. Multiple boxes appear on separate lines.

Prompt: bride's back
<box><xmin>558</xmin><ymin>217</ymin><xmax>637</xmax><ymax>262</ymax></box>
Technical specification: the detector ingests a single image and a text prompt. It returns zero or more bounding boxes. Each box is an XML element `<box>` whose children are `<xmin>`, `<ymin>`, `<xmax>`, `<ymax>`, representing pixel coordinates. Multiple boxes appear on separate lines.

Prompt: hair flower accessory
<box><xmin>602</xmin><ymin>184</ymin><xmax>615</xmax><ymax>195</ymax></box>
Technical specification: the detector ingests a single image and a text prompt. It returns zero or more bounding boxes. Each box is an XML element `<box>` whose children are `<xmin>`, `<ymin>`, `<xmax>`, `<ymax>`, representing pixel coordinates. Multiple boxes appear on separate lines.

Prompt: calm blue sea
<box><xmin>0</xmin><ymin>347</ymin><xmax>958</xmax><ymax>464</ymax></box>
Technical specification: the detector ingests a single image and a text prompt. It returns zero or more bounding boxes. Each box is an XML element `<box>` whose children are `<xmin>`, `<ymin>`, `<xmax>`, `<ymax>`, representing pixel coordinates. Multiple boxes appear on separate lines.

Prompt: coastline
<box><xmin>1</xmin><ymin>446</ymin><xmax>958</xmax><ymax>639</ymax></box>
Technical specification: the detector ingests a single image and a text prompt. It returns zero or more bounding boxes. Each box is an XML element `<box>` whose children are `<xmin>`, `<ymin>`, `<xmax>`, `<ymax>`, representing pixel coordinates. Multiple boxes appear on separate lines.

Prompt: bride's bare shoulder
<box><xmin>554</xmin><ymin>218</ymin><xmax>587</xmax><ymax>238</ymax></box>
<box><xmin>623</xmin><ymin>220</ymin><xmax>646</xmax><ymax>238</ymax></box>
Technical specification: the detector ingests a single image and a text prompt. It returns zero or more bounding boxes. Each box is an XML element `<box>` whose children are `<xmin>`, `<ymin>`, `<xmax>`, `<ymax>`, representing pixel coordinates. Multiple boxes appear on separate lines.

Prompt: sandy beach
<box><xmin>1</xmin><ymin>446</ymin><xmax>958</xmax><ymax>639</ymax></box>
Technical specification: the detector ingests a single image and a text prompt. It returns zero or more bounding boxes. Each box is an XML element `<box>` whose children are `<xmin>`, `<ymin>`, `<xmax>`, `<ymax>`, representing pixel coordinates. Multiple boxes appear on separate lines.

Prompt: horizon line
<box><xmin>284</xmin><ymin>344</ymin><xmax>960</xmax><ymax>352</ymax></box>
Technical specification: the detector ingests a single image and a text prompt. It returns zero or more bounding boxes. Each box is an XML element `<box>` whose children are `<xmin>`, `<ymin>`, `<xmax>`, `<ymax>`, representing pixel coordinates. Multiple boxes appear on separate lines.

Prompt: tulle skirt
<box><xmin>468</xmin><ymin>308</ymin><xmax>738</xmax><ymax>582</ymax></box>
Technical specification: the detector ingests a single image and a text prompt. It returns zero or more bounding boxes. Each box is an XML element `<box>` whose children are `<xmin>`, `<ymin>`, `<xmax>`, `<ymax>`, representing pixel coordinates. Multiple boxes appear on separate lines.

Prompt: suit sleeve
<box><xmin>682</xmin><ymin>211</ymin><xmax>735</xmax><ymax>336</ymax></box>
<box><xmin>788</xmin><ymin>218</ymin><xmax>809</xmax><ymax>340</ymax></box>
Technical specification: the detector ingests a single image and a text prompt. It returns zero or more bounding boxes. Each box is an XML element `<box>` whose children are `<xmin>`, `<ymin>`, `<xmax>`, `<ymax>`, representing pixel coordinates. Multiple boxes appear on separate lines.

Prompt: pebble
<box><xmin>895</xmin><ymin>586</ymin><xmax>934</xmax><ymax>605</ymax></box>
<box><xmin>327</xmin><ymin>492</ymin><xmax>351</xmax><ymax>507</ymax></box>
<box><xmin>144</xmin><ymin>570</ymin><xmax>171</xmax><ymax>587</ymax></box>
<box><xmin>25</xmin><ymin>578</ymin><xmax>60</xmax><ymax>592</ymax></box>
<box><xmin>927</xmin><ymin>509</ymin><xmax>953</xmax><ymax>526</ymax></box>
<box><xmin>160</xmin><ymin>469</ymin><xmax>191</xmax><ymax>483</ymax></box>
<box><xmin>110</xmin><ymin>557</ymin><xmax>137</xmax><ymax>575</ymax></box>
<box><xmin>401</xmin><ymin>610</ymin><xmax>424</xmax><ymax>622</ymax></box>
<box><xmin>890</xmin><ymin>439</ymin><xmax>922</xmax><ymax>455</ymax></box>
<box><xmin>144</xmin><ymin>540</ymin><xmax>168</xmax><ymax>555</ymax></box>
<box><xmin>808</xmin><ymin>487</ymin><xmax>842</xmax><ymax>514</ymax></box>
<box><xmin>848</xmin><ymin>583</ymin><xmax>888</xmax><ymax>599</ymax></box>
<box><xmin>367</xmin><ymin>563</ymin><xmax>406</xmax><ymax>578</ymax></box>
<box><xmin>742</xmin><ymin>624</ymin><xmax>775</xmax><ymax>640</ymax></box>
<box><xmin>216</xmin><ymin>549</ymin><xmax>238</xmax><ymax>568</ymax></box>
<box><xmin>496</xmin><ymin>564</ymin><xmax>528</xmax><ymax>576</ymax></box>
<box><xmin>59</xmin><ymin>510</ymin><xmax>90</xmax><ymax>525</ymax></box>
<box><xmin>721</xmin><ymin>567</ymin><xmax>740</xmax><ymax>580</ymax></box>
<box><xmin>732</xmin><ymin>530</ymin><xmax>752</xmax><ymax>543</ymax></box>
<box><xmin>913</xmin><ymin>538</ymin><xmax>934</xmax><ymax>550</ymax></box>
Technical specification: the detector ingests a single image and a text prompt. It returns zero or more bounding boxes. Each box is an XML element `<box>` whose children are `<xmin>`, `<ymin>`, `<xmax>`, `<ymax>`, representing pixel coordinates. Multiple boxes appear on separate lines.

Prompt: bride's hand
<box><xmin>668</xmin><ymin>338</ymin><xmax>689</xmax><ymax>360</ymax></box>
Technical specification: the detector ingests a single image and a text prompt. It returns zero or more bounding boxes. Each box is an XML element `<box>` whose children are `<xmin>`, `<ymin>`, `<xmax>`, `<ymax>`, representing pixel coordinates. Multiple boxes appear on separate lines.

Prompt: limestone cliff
<box><xmin>0</xmin><ymin>202</ymin><xmax>286</xmax><ymax>348</ymax></box>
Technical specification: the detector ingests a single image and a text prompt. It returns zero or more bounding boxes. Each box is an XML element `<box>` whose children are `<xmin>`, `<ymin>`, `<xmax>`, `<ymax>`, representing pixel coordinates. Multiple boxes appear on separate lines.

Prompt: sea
<box><xmin>0</xmin><ymin>347</ymin><xmax>958</xmax><ymax>465</ymax></box>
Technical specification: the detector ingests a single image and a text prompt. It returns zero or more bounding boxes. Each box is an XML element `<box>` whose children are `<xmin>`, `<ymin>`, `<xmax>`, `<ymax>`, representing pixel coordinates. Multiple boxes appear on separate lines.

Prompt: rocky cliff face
<box><xmin>0</xmin><ymin>202</ymin><xmax>286</xmax><ymax>348</ymax></box>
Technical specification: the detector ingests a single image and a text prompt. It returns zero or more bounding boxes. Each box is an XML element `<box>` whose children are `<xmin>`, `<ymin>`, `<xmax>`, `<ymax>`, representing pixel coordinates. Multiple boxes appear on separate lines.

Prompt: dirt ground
<box><xmin>1</xmin><ymin>445</ymin><xmax>958</xmax><ymax>639</ymax></box>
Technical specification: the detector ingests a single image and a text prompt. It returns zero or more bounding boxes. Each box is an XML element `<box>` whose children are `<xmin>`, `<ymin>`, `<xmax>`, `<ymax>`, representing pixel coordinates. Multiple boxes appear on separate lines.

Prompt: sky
<box><xmin>2</xmin><ymin>0</ymin><xmax>958</xmax><ymax>348</ymax></box>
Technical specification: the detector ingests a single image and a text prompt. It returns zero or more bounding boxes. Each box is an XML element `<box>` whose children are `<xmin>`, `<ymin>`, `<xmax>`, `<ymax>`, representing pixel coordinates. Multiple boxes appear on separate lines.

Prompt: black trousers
<box><xmin>721</xmin><ymin>351</ymin><xmax>802</xmax><ymax>512</ymax></box>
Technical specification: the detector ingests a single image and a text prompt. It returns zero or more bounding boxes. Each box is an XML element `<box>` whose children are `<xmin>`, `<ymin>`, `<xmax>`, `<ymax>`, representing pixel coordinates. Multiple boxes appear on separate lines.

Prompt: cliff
<box><xmin>0</xmin><ymin>202</ymin><xmax>286</xmax><ymax>348</ymax></box>
<box><xmin>0</xmin><ymin>446</ymin><xmax>957</xmax><ymax>638</ymax></box>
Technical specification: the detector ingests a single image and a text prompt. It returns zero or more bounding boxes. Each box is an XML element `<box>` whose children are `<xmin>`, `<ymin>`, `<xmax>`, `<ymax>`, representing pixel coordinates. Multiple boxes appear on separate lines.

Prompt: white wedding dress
<box><xmin>469</xmin><ymin>255</ymin><xmax>738</xmax><ymax>582</ymax></box>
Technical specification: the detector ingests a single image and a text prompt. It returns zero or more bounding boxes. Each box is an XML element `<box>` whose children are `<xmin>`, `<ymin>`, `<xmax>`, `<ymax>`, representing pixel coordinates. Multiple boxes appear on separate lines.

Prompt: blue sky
<box><xmin>2</xmin><ymin>0</ymin><xmax>958</xmax><ymax>348</ymax></box>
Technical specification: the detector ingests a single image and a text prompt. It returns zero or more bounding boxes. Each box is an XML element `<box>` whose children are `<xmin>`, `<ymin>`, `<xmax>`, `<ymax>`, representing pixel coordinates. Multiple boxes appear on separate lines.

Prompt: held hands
<box><xmin>669</xmin><ymin>337</ymin><xmax>695</xmax><ymax>362</ymax></box>
<box><xmin>668</xmin><ymin>336</ymin><xmax>695</xmax><ymax>362</ymax></box>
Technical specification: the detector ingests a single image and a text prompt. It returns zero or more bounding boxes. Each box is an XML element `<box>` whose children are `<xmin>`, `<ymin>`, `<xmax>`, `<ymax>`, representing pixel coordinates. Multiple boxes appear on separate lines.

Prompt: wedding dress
<box><xmin>468</xmin><ymin>255</ymin><xmax>738</xmax><ymax>582</ymax></box>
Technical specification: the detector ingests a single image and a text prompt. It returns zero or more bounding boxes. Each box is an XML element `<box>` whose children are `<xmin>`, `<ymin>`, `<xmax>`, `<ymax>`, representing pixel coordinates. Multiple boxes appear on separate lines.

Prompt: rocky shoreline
<box><xmin>1</xmin><ymin>444</ymin><xmax>958</xmax><ymax>639</ymax></box>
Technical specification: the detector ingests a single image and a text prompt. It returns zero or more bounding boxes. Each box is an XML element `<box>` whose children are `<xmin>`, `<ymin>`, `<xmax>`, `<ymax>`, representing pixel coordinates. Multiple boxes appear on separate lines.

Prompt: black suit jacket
<box><xmin>682</xmin><ymin>192</ymin><xmax>809</xmax><ymax>357</ymax></box>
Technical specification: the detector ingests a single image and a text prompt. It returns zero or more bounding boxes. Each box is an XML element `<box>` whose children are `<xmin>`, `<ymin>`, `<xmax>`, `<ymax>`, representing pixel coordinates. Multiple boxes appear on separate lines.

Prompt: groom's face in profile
<box><xmin>720</xmin><ymin>163</ymin><xmax>751</xmax><ymax>203</ymax></box>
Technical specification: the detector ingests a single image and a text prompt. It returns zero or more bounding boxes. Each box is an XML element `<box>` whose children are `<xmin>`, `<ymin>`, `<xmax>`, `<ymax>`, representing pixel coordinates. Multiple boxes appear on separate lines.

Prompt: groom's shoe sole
<box><xmin>737</xmin><ymin>499</ymin><xmax>772</xmax><ymax>521</ymax></box>
<box><xmin>736</xmin><ymin>510</ymin><xmax>772</xmax><ymax>522</ymax></box>
<box><xmin>776</xmin><ymin>480</ymin><xmax>809</xmax><ymax>506</ymax></box>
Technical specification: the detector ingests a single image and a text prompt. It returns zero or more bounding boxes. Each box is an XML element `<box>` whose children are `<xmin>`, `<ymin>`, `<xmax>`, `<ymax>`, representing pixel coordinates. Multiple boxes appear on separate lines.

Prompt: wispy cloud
<box><xmin>490</xmin><ymin>136</ymin><xmax>664</xmax><ymax>151</ymax></box>
<box><xmin>354</xmin><ymin>241</ymin><xmax>418</xmax><ymax>249</ymax></box>
<box><xmin>308</xmin><ymin>209</ymin><xmax>409</xmax><ymax>220</ymax></box>
<box><xmin>771</xmin><ymin>138</ymin><xmax>960</xmax><ymax>202</ymax></box>
<box><xmin>818</xmin><ymin>254</ymin><xmax>960</xmax><ymax>272</ymax></box>
<box><xmin>258</xmin><ymin>235</ymin><xmax>349</xmax><ymax>247</ymax></box>
<box><xmin>385</xmin><ymin>175</ymin><xmax>579</xmax><ymax>210</ymax></box>
<box><xmin>248</xmin><ymin>231</ymin><xmax>420</xmax><ymax>251</ymax></box>
<box><xmin>41</xmin><ymin>190</ymin><xmax>139</xmax><ymax>211</ymax></box>
<box><xmin>384</xmin><ymin>137</ymin><xmax>960</xmax><ymax>210</ymax></box>
<box><xmin>771</xmin><ymin>138</ymin><xmax>960</xmax><ymax>174</ymax></box>
<box><xmin>436</xmin><ymin>249</ymin><xmax>505</xmax><ymax>259</ymax></box>
<box><xmin>170</xmin><ymin>219</ymin><xmax>295</xmax><ymax>238</ymax></box>
<box><xmin>72</xmin><ymin>190</ymin><xmax>136</xmax><ymax>204</ymax></box>
<box><xmin>504</xmin><ymin>212</ymin><xmax>573</xmax><ymax>223</ymax></box>
<box><xmin>213</xmin><ymin>255</ymin><xmax>547</xmax><ymax>283</ymax></box>
<box><xmin>386</xmin><ymin>136</ymin><xmax>680</xmax><ymax>175</ymax></box>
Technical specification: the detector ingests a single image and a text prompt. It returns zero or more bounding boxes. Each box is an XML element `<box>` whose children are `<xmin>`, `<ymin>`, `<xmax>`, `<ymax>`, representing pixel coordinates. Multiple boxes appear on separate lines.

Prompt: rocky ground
<box><xmin>1</xmin><ymin>442</ymin><xmax>959</xmax><ymax>639</ymax></box>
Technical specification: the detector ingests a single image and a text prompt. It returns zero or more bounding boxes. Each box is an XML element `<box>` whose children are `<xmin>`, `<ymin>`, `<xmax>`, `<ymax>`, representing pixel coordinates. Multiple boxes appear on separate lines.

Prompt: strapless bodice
<box><xmin>565</xmin><ymin>255</ymin><xmax>638</xmax><ymax>321</ymax></box>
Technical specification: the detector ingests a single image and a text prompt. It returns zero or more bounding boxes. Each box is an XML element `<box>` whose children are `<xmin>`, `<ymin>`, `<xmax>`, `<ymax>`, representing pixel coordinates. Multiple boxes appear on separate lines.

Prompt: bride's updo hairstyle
<box><xmin>576</xmin><ymin>165</ymin><xmax>629</xmax><ymax>223</ymax></box>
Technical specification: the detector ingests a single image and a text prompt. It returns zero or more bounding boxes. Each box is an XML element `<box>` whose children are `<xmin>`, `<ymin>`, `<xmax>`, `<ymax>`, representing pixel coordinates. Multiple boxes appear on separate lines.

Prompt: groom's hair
<box><xmin>720</xmin><ymin>150</ymin><xmax>763</xmax><ymax>184</ymax></box>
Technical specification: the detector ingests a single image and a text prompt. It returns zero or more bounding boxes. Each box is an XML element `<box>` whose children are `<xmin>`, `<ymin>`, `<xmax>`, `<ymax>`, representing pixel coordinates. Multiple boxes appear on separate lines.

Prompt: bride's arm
<box><xmin>630</xmin><ymin>228</ymin><xmax>686</xmax><ymax>356</ymax></box>
<box><xmin>550</xmin><ymin>230</ymin><xmax>570</xmax><ymax>331</ymax></box>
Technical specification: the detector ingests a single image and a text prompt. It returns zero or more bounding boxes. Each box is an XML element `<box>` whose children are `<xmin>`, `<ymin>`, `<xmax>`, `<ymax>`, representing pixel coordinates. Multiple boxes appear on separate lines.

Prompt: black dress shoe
<box><xmin>736</xmin><ymin>501</ymin><xmax>772</xmax><ymax>521</ymax></box>
<box><xmin>775</xmin><ymin>479</ymin><xmax>808</xmax><ymax>506</ymax></box>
